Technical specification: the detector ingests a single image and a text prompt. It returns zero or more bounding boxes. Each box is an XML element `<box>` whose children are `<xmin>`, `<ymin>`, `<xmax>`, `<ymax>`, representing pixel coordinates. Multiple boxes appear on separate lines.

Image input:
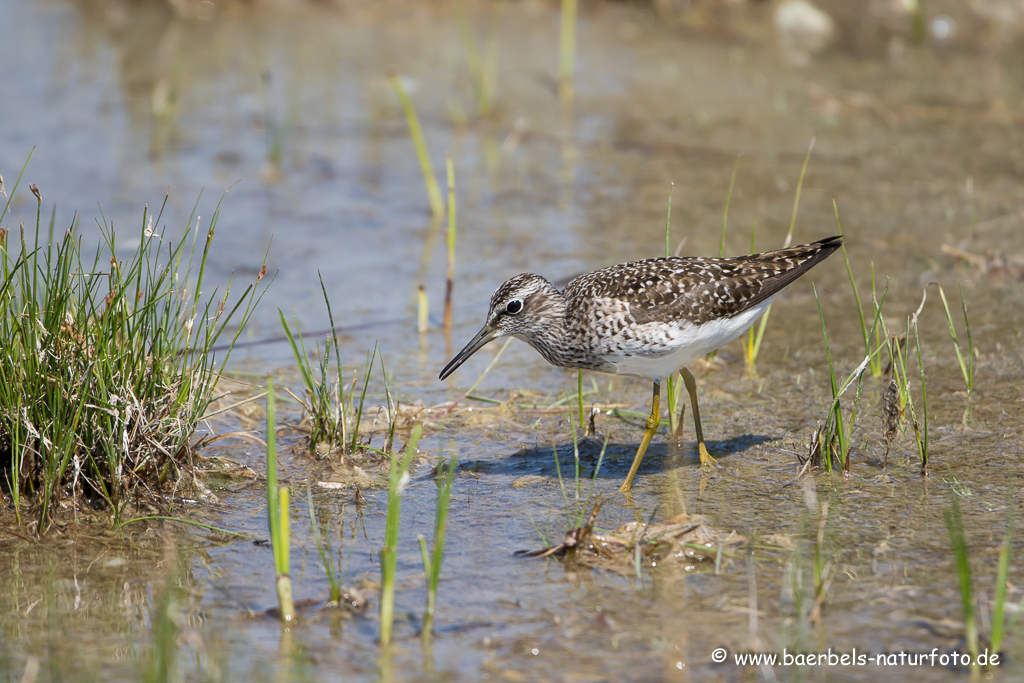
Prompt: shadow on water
<box><xmin>456</xmin><ymin>433</ymin><xmax>777</xmax><ymax>480</ymax></box>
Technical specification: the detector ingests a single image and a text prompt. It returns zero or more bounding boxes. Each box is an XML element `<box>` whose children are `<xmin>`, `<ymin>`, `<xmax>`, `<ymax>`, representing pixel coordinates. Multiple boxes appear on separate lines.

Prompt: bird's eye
<box><xmin>505</xmin><ymin>299</ymin><xmax>523</xmax><ymax>315</ymax></box>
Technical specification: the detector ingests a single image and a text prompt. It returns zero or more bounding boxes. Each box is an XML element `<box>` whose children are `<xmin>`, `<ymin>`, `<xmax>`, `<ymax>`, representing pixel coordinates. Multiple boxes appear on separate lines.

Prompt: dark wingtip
<box><xmin>807</xmin><ymin>235</ymin><xmax>844</xmax><ymax>260</ymax></box>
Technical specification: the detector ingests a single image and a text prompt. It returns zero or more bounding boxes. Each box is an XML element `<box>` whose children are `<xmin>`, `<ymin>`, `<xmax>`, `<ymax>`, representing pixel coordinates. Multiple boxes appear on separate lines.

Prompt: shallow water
<box><xmin>1</xmin><ymin>0</ymin><xmax>1023</xmax><ymax>681</ymax></box>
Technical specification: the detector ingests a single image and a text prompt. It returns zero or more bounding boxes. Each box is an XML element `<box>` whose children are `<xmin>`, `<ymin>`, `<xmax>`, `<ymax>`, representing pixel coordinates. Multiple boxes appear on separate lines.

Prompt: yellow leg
<box><xmin>682</xmin><ymin>367</ymin><xmax>719</xmax><ymax>469</ymax></box>
<box><xmin>619</xmin><ymin>380</ymin><xmax>660</xmax><ymax>493</ymax></box>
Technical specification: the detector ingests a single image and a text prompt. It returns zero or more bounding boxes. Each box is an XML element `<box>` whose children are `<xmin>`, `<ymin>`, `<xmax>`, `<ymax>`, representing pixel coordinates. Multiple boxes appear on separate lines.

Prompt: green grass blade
<box><xmin>785</xmin><ymin>137</ymin><xmax>815</xmax><ymax>248</ymax></box>
<box><xmin>834</xmin><ymin>200</ymin><xmax>875</xmax><ymax>377</ymax></box>
<box><xmin>350</xmin><ymin>345</ymin><xmax>378</xmax><ymax>453</ymax></box>
<box><xmin>664</xmin><ymin>182</ymin><xmax>679</xmax><ymax>428</ymax></box>
<box><xmin>944</xmin><ymin>495</ymin><xmax>978</xmax><ymax>663</ymax></box>
<box><xmin>959</xmin><ymin>284</ymin><xmax>974</xmax><ymax>394</ymax></box>
<box><xmin>559</xmin><ymin>0</ymin><xmax>577</xmax><ymax>106</ymax></box>
<box><xmin>390</xmin><ymin>73</ymin><xmax>444</xmax><ymax>219</ymax></box>
<box><xmin>279</xmin><ymin>310</ymin><xmax>315</xmax><ymax>392</ymax></box>
<box><xmin>913</xmin><ymin>317</ymin><xmax>928</xmax><ymax>471</ymax></box>
<box><xmin>813</xmin><ymin>285</ymin><xmax>843</xmax><ymax>471</ymax></box>
<box><xmin>423</xmin><ymin>451</ymin><xmax>457</xmax><ymax>639</ymax></box>
<box><xmin>266</xmin><ymin>376</ymin><xmax>281</xmax><ymax>562</ymax></box>
<box><xmin>380</xmin><ymin>423</ymin><xmax>421</xmax><ymax>645</ymax></box>
<box><xmin>0</xmin><ymin>147</ymin><xmax>35</xmax><ymax>226</ymax></box>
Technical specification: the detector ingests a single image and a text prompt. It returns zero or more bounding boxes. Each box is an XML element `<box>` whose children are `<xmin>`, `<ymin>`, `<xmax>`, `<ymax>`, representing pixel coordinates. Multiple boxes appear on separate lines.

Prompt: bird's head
<box><xmin>439</xmin><ymin>273</ymin><xmax>563</xmax><ymax>380</ymax></box>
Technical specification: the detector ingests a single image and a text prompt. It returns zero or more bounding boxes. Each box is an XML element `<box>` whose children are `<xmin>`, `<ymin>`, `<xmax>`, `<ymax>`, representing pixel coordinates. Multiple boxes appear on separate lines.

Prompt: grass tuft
<box><xmin>811</xmin><ymin>284</ymin><xmax>888</xmax><ymax>472</ymax></box>
<box><xmin>887</xmin><ymin>326</ymin><xmax>927</xmax><ymax>473</ymax></box>
<box><xmin>0</xmin><ymin>169</ymin><xmax>269</xmax><ymax>528</ymax></box>
<box><xmin>281</xmin><ymin>284</ymin><xmax>390</xmax><ymax>456</ymax></box>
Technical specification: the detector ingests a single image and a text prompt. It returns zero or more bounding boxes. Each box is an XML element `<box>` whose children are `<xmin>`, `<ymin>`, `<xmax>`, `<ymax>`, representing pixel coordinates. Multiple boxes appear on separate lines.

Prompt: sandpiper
<box><xmin>440</xmin><ymin>235</ymin><xmax>843</xmax><ymax>492</ymax></box>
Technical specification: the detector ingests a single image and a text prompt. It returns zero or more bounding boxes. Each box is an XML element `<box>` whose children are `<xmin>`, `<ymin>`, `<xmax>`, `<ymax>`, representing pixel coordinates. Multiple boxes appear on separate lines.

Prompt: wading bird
<box><xmin>440</xmin><ymin>236</ymin><xmax>843</xmax><ymax>492</ymax></box>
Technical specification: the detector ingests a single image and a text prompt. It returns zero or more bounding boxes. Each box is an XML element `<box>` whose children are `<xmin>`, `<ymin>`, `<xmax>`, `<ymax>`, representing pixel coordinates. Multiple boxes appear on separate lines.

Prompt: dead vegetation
<box><xmin>517</xmin><ymin>505</ymin><xmax>794</xmax><ymax>574</ymax></box>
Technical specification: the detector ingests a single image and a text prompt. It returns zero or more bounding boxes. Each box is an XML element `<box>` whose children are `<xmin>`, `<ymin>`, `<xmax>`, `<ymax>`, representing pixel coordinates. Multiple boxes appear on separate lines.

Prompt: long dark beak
<box><xmin>439</xmin><ymin>325</ymin><xmax>500</xmax><ymax>380</ymax></box>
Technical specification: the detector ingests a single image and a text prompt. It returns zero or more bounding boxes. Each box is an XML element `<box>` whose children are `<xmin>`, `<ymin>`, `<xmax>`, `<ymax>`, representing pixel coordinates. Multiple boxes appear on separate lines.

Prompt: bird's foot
<box><xmin>698</xmin><ymin>444</ymin><xmax>722</xmax><ymax>471</ymax></box>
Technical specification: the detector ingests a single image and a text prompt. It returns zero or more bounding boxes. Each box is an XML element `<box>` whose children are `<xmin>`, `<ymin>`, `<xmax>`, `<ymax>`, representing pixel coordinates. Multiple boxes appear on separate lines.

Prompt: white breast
<box><xmin>602</xmin><ymin>297</ymin><xmax>777</xmax><ymax>380</ymax></box>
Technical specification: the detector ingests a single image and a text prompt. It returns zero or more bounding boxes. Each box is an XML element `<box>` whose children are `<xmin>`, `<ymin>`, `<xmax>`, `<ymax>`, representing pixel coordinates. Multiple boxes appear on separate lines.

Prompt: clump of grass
<box><xmin>886</xmin><ymin>325</ymin><xmax>928</xmax><ymax>473</ymax></box>
<box><xmin>389</xmin><ymin>72</ymin><xmax>445</xmax><ymax>220</ymax></box>
<box><xmin>379</xmin><ymin>423</ymin><xmax>421</xmax><ymax>645</ymax></box>
<box><xmin>559</xmin><ymin>0</ymin><xmax>577</xmax><ymax>107</ymax></box>
<box><xmin>417</xmin><ymin>449</ymin><xmax>457</xmax><ymax>641</ymax></box>
<box><xmin>265</xmin><ymin>377</ymin><xmax>295</xmax><ymax>622</ymax></box>
<box><xmin>810</xmin><ymin>284</ymin><xmax>887</xmax><ymax>472</ymax></box>
<box><xmin>936</xmin><ymin>283</ymin><xmax>975</xmax><ymax>394</ymax></box>
<box><xmin>0</xmin><ymin>160</ymin><xmax>269</xmax><ymax>528</ymax></box>
<box><xmin>876</xmin><ymin>282</ymin><xmax>940</xmax><ymax>473</ymax></box>
<box><xmin>280</xmin><ymin>281</ymin><xmax>382</xmax><ymax>455</ymax></box>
